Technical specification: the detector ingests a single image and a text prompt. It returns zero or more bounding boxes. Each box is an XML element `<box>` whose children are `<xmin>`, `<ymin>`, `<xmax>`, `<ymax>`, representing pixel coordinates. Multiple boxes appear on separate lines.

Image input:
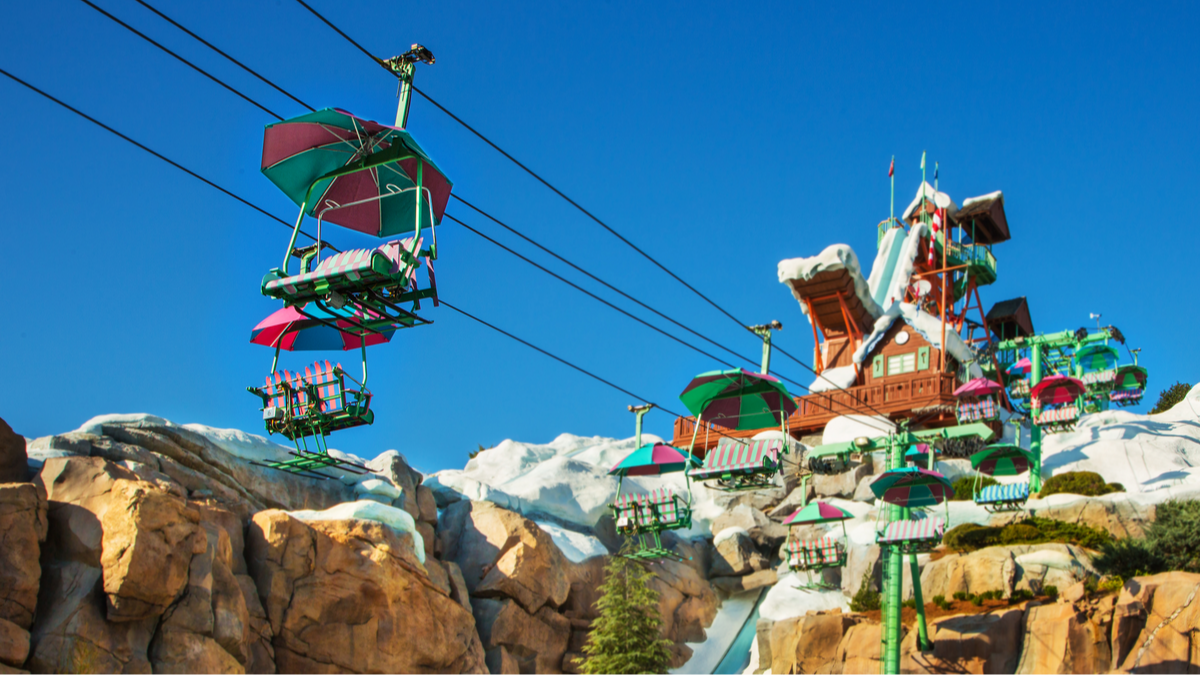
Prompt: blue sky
<box><xmin>2</xmin><ymin>0</ymin><xmax>1196</xmax><ymax>473</ymax></box>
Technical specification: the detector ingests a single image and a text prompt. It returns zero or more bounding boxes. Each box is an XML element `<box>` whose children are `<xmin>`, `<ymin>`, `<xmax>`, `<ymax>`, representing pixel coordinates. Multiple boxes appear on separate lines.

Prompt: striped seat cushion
<box><xmin>1110</xmin><ymin>389</ymin><xmax>1142</xmax><ymax>401</ymax></box>
<box><xmin>786</xmin><ymin>536</ymin><xmax>841</xmax><ymax>567</ymax></box>
<box><xmin>1082</xmin><ymin>370</ymin><xmax>1115</xmax><ymax>386</ymax></box>
<box><xmin>878</xmin><ymin>517</ymin><xmax>945</xmax><ymax>544</ymax></box>
<box><xmin>1035</xmin><ymin>405</ymin><xmax>1078</xmax><ymax>425</ymax></box>
<box><xmin>691</xmin><ymin>438</ymin><xmax>782</xmax><ymax>479</ymax></box>
<box><xmin>976</xmin><ymin>483</ymin><xmax>1030</xmax><ymax>504</ymax></box>
<box><xmin>647</xmin><ymin>488</ymin><xmax>680</xmax><ymax>525</ymax></box>
<box><xmin>958</xmin><ymin>398</ymin><xmax>997</xmax><ymax>422</ymax></box>
<box><xmin>266</xmin><ymin>237</ymin><xmax>419</xmax><ymax>297</ymax></box>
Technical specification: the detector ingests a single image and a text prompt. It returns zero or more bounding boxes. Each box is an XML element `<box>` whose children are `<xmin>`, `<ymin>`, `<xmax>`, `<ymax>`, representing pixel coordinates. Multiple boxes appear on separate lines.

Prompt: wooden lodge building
<box><xmin>672</xmin><ymin>183</ymin><xmax>1024</xmax><ymax>453</ymax></box>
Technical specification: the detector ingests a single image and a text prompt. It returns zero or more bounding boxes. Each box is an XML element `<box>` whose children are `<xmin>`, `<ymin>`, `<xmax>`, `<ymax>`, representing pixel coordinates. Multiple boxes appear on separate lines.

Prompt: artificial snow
<box><xmin>531</xmin><ymin>518</ymin><xmax>610</xmax><ymax>563</ymax></box>
<box><xmin>355</xmin><ymin>478</ymin><xmax>402</xmax><ymax>501</ymax></box>
<box><xmin>778</xmin><ymin>244</ymin><xmax>882</xmax><ymax>324</ymax></box>
<box><xmin>287</xmin><ymin>499</ymin><xmax>425</xmax><ymax>564</ymax></box>
<box><xmin>807</xmin><ymin>365</ymin><xmax>859</xmax><ymax>393</ymax></box>
<box><xmin>900</xmin><ymin>181</ymin><xmax>958</xmax><ymax>221</ymax></box>
<box><xmin>713</xmin><ymin>526</ymin><xmax>751</xmax><ymax>547</ymax></box>
<box><xmin>758</xmin><ymin>577</ymin><xmax>849</xmax><ymax>622</ymax></box>
<box><xmin>426</xmin><ymin>433</ymin><xmax>729</xmax><ymax>536</ymax></box>
<box><xmin>962</xmin><ymin>190</ymin><xmax>1004</xmax><ymax>209</ymax></box>
<box><xmin>821</xmin><ymin>415</ymin><xmax>895</xmax><ymax>446</ymax></box>
<box><xmin>867</xmin><ymin>223</ymin><xmax>928</xmax><ymax>312</ymax></box>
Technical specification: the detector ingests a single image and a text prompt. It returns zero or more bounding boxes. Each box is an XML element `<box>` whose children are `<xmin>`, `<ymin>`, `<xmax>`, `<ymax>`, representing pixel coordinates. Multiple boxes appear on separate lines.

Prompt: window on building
<box><xmin>887</xmin><ymin>353</ymin><xmax>916</xmax><ymax>376</ymax></box>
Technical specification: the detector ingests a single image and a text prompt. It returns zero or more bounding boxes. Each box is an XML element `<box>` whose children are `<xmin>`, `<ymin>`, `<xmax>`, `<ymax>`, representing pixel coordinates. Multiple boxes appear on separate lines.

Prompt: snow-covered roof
<box><xmin>808</xmin><ymin>365</ymin><xmax>858</xmax><ymax>393</ymax></box>
<box><xmin>866</xmin><ymin>222</ymin><xmax>928</xmax><ymax>312</ymax></box>
<box><xmin>901</xmin><ymin>181</ymin><xmax>959</xmax><ymax>221</ymax></box>
<box><xmin>777</xmin><ymin>244</ymin><xmax>883</xmax><ymax>324</ymax></box>
<box><xmin>850</xmin><ymin>302</ymin><xmax>983</xmax><ymax>378</ymax></box>
<box><xmin>962</xmin><ymin>190</ymin><xmax>1004</xmax><ymax>209</ymax></box>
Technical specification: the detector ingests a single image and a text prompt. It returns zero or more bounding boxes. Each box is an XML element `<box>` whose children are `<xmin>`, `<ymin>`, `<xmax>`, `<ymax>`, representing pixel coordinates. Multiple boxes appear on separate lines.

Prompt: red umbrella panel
<box><xmin>953</xmin><ymin>378</ymin><xmax>1003</xmax><ymax>398</ymax></box>
<box><xmin>250</xmin><ymin>304</ymin><xmax>396</xmax><ymax>351</ymax></box>
<box><xmin>1031</xmin><ymin>375</ymin><xmax>1086</xmax><ymax>406</ymax></box>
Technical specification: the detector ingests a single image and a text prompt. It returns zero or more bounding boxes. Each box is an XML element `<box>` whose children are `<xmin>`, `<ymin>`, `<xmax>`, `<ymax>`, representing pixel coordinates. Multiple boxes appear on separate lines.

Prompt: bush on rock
<box><xmin>943</xmin><ymin>517</ymin><xmax>1111</xmax><ymax>553</ymax></box>
<box><xmin>1039</xmin><ymin>471</ymin><xmax>1124</xmax><ymax>498</ymax></box>
<box><xmin>1096</xmin><ymin>498</ymin><xmax>1200</xmax><ymax>579</ymax></box>
<box><xmin>948</xmin><ymin>475</ymin><xmax>998</xmax><ymax>501</ymax></box>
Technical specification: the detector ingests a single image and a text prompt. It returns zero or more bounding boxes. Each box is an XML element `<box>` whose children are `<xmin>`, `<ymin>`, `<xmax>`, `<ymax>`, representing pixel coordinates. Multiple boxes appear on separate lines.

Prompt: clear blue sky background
<box><xmin>2</xmin><ymin>0</ymin><xmax>1196</xmax><ymax>473</ymax></box>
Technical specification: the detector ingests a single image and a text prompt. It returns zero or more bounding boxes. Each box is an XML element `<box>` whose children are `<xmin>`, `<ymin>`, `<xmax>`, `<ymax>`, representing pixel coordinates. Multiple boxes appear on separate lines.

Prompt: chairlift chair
<box><xmin>1031</xmin><ymin>375</ymin><xmax>1086</xmax><ymax>433</ymax></box>
<box><xmin>782</xmin><ymin>501</ymin><xmax>853</xmax><ymax>590</ymax></box>
<box><xmin>1075</xmin><ymin>344</ymin><xmax>1120</xmax><ymax>394</ymax></box>
<box><xmin>1109</xmin><ymin>365</ymin><xmax>1148</xmax><ymax>407</ymax></box>
<box><xmin>953</xmin><ymin>378</ymin><xmax>1003</xmax><ymax>424</ymax></box>
<box><xmin>608</xmin><ymin>407</ymin><xmax>699</xmax><ymax>560</ymax></box>
<box><xmin>968</xmin><ymin>444</ymin><xmax>1034</xmax><ymax>512</ymax></box>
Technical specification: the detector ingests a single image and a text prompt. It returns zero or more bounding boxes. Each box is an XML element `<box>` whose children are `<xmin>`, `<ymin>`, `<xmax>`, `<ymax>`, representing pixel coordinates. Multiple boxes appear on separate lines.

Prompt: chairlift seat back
<box><xmin>975</xmin><ymin>482</ymin><xmax>1030</xmax><ymax>505</ymax></box>
<box><xmin>877</xmin><ymin>517</ymin><xmax>945</xmax><ymax>545</ymax></box>
<box><xmin>265</xmin><ymin>236</ymin><xmax>422</xmax><ymax>300</ymax></box>
<box><xmin>690</xmin><ymin>438</ymin><xmax>783</xmax><ymax>480</ymax></box>
<box><xmin>957</xmin><ymin>398</ymin><xmax>998</xmax><ymax>423</ymax></box>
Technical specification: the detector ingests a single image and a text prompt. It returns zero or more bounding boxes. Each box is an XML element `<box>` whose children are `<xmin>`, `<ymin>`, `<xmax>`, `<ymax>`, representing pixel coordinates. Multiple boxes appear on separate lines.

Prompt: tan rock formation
<box><xmin>900</xmin><ymin>606</ymin><xmax>1024</xmax><ymax>674</ymax></box>
<box><xmin>1016</xmin><ymin>599</ymin><xmax>1112</xmax><ymax>674</ymax></box>
<box><xmin>474</xmin><ymin>598</ymin><xmax>570</xmax><ymax>673</ymax></box>
<box><xmin>439</xmin><ymin>500</ymin><xmax>571</xmax><ymax>613</ymax></box>
<box><xmin>711</xmin><ymin>503</ymin><xmax>789</xmax><ymax>550</ymax></box>
<box><xmin>835</xmin><ymin>620</ymin><xmax>883</xmax><ymax>674</ymax></box>
<box><xmin>710</xmin><ymin>528</ymin><xmax>769</xmax><ymax>577</ymax></box>
<box><xmin>0</xmin><ymin>418</ymin><xmax>26</xmax><ymax>483</ymax></box>
<box><xmin>247</xmin><ymin>510</ymin><xmax>486</xmax><ymax>673</ymax></box>
<box><xmin>1111</xmin><ymin>571</ymin><xmax>1200</xmax><ymax>673</ymax></box>
<box><xmin>0</xmin><ymin>618</ymin><xmax>29</xmax><ymax>669</ymax></box>
<box><xmin>647</xmin><ymin>559</ymin><xmax>719</xmax><ymax>647</ymax></box>
<box><xmin>921</xmin><ymin>543</ymin><xmax>1097</xmax><ymax>600</ymax></box>
<box><xmin>769</xmin><ymin>610</ymin><xmax>854</xmax><ymax>675</ymax></box>
<box><xmin>993</xmin><ymin>496</ymin><xmax>1155</xmax><ymax>539</ymax></box>
<box><xmin>0</xmin><ymin>483</ymin><xmax>46</xmax><ymax>629</ymax></box>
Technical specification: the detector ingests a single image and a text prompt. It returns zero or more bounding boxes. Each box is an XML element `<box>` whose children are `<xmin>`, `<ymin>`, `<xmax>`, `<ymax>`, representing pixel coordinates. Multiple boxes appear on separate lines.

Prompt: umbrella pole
<box><xmin>281</xmin><ymin>200</ymin><xmax>307</xmax><ymax>273</ymax></box>
<box><xmin>361</xmin><ymin>340</ymin><xmax>368</xmax><ymax>387</ymax></box>
<box><xmin>271</xmin><ymin>343</ymin><xmax>281</xmax><ymax>374</ymax></box>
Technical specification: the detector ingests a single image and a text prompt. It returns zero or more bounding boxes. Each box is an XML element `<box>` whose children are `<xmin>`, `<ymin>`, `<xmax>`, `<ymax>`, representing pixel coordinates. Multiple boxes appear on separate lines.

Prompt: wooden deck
<box><xmin>671</xmin><ymin>373</ymin><xmax>960</xmax><ymax>453</ymax></box>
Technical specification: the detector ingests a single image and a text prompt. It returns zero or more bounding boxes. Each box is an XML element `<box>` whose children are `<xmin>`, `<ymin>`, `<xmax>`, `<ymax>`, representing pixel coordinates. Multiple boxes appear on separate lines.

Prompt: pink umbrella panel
<box><xmin>1031</xmin><ymin>375</ymin><xmax>1087</xmax><ymax>406</ymax></box>
<box><xmin>250</xmin><ymin>304</ymin><xmax>395</xmax><ymax>352</ymax></box>
<box><xmin>953</xmin><ymin>378</ymin><xmax>1004</xmax><ymax>398</ymax></box>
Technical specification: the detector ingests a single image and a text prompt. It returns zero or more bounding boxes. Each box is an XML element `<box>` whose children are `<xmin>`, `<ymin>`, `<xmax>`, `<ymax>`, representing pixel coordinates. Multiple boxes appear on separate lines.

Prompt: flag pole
<box><xmin>890</xmin><ymin>155</ymin><xmax>895</xmax><ymax>226</ymax></box>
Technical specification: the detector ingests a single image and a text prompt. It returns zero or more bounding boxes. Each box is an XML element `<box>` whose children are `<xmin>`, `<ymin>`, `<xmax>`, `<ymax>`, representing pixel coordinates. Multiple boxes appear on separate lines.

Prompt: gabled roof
<box><xmin>901</xmin><ymin>181</ymin><xmax>959</xmax><ymax>222</ymax></box>
<box><xmin>956</xmin><ymin>191</ymin><xmax>1010</xmax><ymax>245</ymax></box>
<box><xmin>986</xmin><ymin>296</ymin><xmax>1034</xmax><ymax>340</ymax></box>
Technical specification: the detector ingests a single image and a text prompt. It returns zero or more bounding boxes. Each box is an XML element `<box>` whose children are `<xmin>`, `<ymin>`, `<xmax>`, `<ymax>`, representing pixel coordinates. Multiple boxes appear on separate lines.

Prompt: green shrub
<box><xmin>850</xmin><ymin>573</ymin><xmax>882</xmax><ymax>612</ymax></box>
<box><xmin>1095</xmin><ymin>536</ymin><xmax>1164</xmax><ymax>581</ymax></box>
<box><xmin>1010</xmin><ymin>589</ymin><xmax>1034</xmax><ymax>603</ymax></box>
<box><xmin>944</xmin><ymin>517</ymin><xmax>1111</xmax><ymax>553</ymax></box>
<box><xmin>1149</xmin><ymin>382</ymin><xmax>1192</xmax><ymax>414</ymax></box>
<box><xmin>970</xmin><ymin>595</ymin><xmax>983</xmax><ymax>606</ymax></box>
<box><xmin>932</xmin><ymin>594</ymin><xmax>952</xmax><ymax>610</ymax></box>
<box><xmin>468</xmin><ymin>444</ymin><xmax>490</xmax><ymax>460</ymax></box>
<box><xmin>1039</xmin><ymin>471</ymin><xmax>1124</xmax><ymax>498</ymax></box>
<box><xmin>901</xmin><ymin>598</ymin><xmax>917</xmax><ymax>609</ymax></box>
<box><xmin>1147</xmin><ymin>499</ymin><xmax>1200</xmax><ymax>573</ymax></box>
<box><xmin>1044</xmin><ymin>585</ymin><xmax>1058</xmax><ymax>599</ymax></box>
<box><xmin>949</xmin><ymin>475</ymin><xmax>999</xmax><ymax>501</ymax></box>
<box><xmin>1098</xmin><ymin>577</ymin><xmax>1125</xmax><ymax>593</ymax></box>
<box><xmin>952</xmin><ymin>591</ymin><xmax>971</xmax><ymax>602</ymax></box>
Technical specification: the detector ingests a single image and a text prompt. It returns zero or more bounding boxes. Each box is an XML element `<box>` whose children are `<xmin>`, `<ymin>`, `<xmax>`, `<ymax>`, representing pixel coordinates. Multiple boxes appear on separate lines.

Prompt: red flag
<box><xmin>888</xmin><ymin>157</ymin><xmax>894</xmax><ymax>178</ymax></box>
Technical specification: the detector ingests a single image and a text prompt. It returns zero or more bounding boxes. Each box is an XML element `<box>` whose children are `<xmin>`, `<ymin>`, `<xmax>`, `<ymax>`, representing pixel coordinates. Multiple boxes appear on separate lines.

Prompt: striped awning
<box><xmin>691</xmin><ymin>438</ymin><xmax>781</xmax><ymax>478</ymax></box>
<box><xmin>878</xmin><ymin>517</ymin><xmax>945</xmax><ymax>543</ymax></box>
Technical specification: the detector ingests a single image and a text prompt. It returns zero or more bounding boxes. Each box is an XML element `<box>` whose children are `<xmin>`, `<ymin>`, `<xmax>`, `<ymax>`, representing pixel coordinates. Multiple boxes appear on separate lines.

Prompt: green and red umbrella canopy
<box><xmin>679</xmin><ymin>368</ymin><xmax>797</xmax><ymax>431</ymax></box>
<box><xmin>869</xmin><ymin>467</ymin><xmax>954</xmax><ymax>507</ymax></box>
<box><xmin>1032</xmin><ymin>375</ymin><xmax>1086</xmax><ymax>406</ymax></box>
<box><xmin>783</xmin><ymin>501</ymin><xmax>855</xmax><ymax>526</ymax></box>
<box><xmin>970</xmin><ymin>444</ymin><xmax>1034</xmax><ymax>477</ymax></box>
<box><xmin>609</xmin><ymin>444</ymin><xmax>699</xmax><ymax>476</ymax></box>
<box><xmin>1113</xmin><ymin>365</ymin><xmax>1148</xmax><ymax>391</ymax></box>
<box><xmin>261</xmin><ymin>108</ymin><xmax>452</xmax><ymax>237</ymax></box>
<box><xmin>1075</xmin><ymin>344</ymin><xmax>1119</xmax><ymax>374</ymax></box>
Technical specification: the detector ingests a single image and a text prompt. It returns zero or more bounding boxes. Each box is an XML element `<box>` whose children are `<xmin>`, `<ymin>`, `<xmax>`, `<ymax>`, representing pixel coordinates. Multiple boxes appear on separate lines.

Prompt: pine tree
<box><xmin>577</xmin><ymin>543</ymin><xmax>673</xmax><ymax>674</ymax></box>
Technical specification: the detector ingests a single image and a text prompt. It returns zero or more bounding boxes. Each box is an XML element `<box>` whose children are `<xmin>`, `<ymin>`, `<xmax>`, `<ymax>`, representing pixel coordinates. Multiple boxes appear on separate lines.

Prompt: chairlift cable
<box><xmin>76</xmin><ymin>0</ymin><xmax>284</xmax><ymax>120</ymax></box>
<box><xmin>0</xmin><ymin>67</ymin><xmax>330</xmax><ymax>249</ymax></box>
<box><xmin>289</xmin><ymin>0</ymin><xmax>901</xmax><ymax>424</ymax></box>
<box><xmin>131</xmin><ymin>0</ymin><xmax>317</xmax><ymax>112</ymax></box>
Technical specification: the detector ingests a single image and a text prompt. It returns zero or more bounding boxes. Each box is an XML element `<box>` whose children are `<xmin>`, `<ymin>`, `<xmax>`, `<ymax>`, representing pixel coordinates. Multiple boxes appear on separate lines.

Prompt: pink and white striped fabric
<box><xmin>692</xmin><ymin>438</ymin><xmax>782</xmax><ymax>478</ymax></box>
<box><xmin>878</xmin><ymin>517</ymin><xmax>945</xmax><ymax>544</ymax></box>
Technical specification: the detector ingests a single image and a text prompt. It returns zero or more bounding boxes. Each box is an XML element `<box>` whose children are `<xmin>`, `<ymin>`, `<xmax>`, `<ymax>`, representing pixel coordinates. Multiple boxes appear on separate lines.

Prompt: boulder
<box><xmin>1110</xmin><ymin>571</ymin><xmax>1200</xmax><ymax>673</ymax></box>
<box><xmin>438</xmin><ymin>500</ymin><xmax>571</xmax><ymax>613</ymax></box>
<box><xmin>710</xmin><ymin>528</ymin><xmax>769</xmax><ymax>577</ymax></box>
<box><xmin>711</xmin><ymin>570</ymin><xmax>779</xmax><ymax>595</ymax></box>
<box><xmin>812</xmin><ymin>463</ymin><xmax>871</xmax><ymax>499</ymax></box>
<box><xmin>646</xmin><ymin>559</ymin><xmax>719</xmax><ymax>646</ymax></box>
<box><xmin>0</xmin><ymin>418</ymin><xmax>26</xmax><ymax>483</ymax></box>
<box><xmin>367</xmin><ymin>450</ymin><xmax>423</xmax><ymax>520</ymax></box>
<box><xmin>247</xmin><ymin>510</ymin><xmax>486</xmax><ymax>673</ymax></box>
<box><xmin>0</xmin><ymin>618</ymin><xmax>29</xmax><ymax>669</ymax></box>
<box><xmin>1016</xmin><ymin>600</ymin><xmax>1111</xmax><ymax>674</ymax></box>
<box><xmin>769</xmin><ymin>610</ymin><xmax>854</xmax><ymax>675</ymax></box>
<box><xmin>417</xmin><ymin>485</ymin><xmax>438</xmax><ymax>525</ymax></box>
<box><xmin>485</xmin><ymin>645</ymin><xmax>520</xmax><ymax>674</ymax></box>
<box><xmin>900</xmin><ymin>606</ymin><xmax>1025</xmax><ymax>674</ymax></box>
<box><xmin>235</xmin><ymin>574</ymin><xmax>276</xmax><ymax>674</ymax></box>
<box><xmin>474</xmin><ymin>598</ymin><xmax>569</xmax><ymax>674</ymax></box>
<box><xmin>920</xmin><ymin>543</ymin><xmax>1098</xmax><ymax>600</ymax></box>
<box><xmin>711</xmin><ymin>503</ymin><xmax>788</xmax><ymax>550</ymax></box>
<box><xmin>834</xmin><ymin>620</ymin><xmax>883</xmax><ymax>674</ymax></box>
<box><xmin>1004</xmin><ymin>495</ymin><xmax>1155</xmax><ymax>539</ymax></box>
<box><xmin>0</xmin><ymin>483</ymin><xmax>46</xmax><ymax>629</ymax></box>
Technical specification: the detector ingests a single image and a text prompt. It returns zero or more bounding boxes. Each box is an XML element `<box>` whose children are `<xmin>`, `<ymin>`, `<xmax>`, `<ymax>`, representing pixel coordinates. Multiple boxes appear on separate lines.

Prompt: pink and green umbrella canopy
<box><xmin>250</xmin><ymin>304</ymin><xmax>396</xmax><ymax>351</ymax></box>
<box><xmin>1032</xmin><ymin>375</ymin><xmax>1086</xmax><ymax>406</ymax></box>
<box><xmin>1007</xmin><ymin>358</ymin><xmax>1031</xmax><ymax>376</ymax></box>
<box><xmin>783</xmin><ymin>501</ymin><xmax>855</xmax><ymax>526</ymax></box>
<box><xmin>261</xmin><ymin>108</ymin><xmax>452</xmax><ymax>237</ymax></box>
<box><xmin>679</xmin><ymin>368</ymin><xmax>797</xmax><ymax>430</ymax></box>
<box><xmin>869</xmin><ymin>467</ymin><xmax>954</xmax><ymax>507</ymax></box>
<box><xmin>970</xmin><ymin>444</ymin><xmax>1034</xmax><ymax>477</ymax></box>
<box><xmin>609</xmin><ymin>444</ymin><xmax>699</xmax><ymax>476</ymax></box>
<box><xmin>953</xmin><ymin>378</ymin><xmax>1003</xmax><ymax>398</ymax></box>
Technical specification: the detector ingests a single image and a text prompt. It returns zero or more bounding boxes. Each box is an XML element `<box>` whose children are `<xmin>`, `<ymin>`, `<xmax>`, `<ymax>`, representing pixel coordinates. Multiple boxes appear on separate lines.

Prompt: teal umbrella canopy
<box><xmin>609</xmin><ymin>444</ymin><xmax>699</xmax><ymax>476</ymax></box>
<box><xmin>261</xmin><ymin>108</ymin><xmax>452</xmax><ymax>237</ymax></box>
<box><xmin>1075</xmin><ymin>345</ymin><xmax>1119</xmax><ymax>374</ymax></box>
<box><xmin>678</xmin><ymin>369</ymin><xmax>797</xmax><ymax>430</ymax></box>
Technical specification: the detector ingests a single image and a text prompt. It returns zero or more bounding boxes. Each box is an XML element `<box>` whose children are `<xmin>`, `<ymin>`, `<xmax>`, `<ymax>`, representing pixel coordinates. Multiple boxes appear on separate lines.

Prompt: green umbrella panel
<box><xmin>678</xmin><ymin>368</ymin><xmax>797</xmax><ymax>431</ymax></box>
<box><xmin>970</xmin><ymin>444</ymin><xmax>1034</xmax><ymax>477</ymax></box>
